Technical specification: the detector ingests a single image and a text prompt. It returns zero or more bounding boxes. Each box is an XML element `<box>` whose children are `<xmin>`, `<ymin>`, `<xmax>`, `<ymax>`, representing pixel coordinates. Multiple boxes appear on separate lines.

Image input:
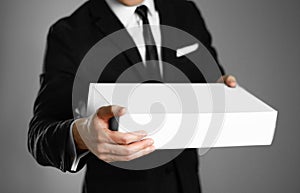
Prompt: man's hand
<box><xmin>218</xmin><ymin>75</ymin><xmax>237</xmax><ymax>88</ymax></box>
<box><xmin>72</xmin><ymin>105</ymin><xmax>155</xmax><ymax>163</ymax></box>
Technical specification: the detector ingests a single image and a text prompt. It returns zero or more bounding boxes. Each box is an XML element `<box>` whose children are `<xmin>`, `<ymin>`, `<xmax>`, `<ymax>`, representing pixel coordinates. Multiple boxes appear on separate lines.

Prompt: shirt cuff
<box><xmin>68</xmin><ymin>121</ymin><xmax>89</xmax><ymax>171</ymax></box>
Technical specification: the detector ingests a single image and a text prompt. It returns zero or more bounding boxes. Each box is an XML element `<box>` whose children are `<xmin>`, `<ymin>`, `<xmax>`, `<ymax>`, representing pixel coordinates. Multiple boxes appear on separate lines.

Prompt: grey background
<box><xmin>0</xmin><ymin>0</ymin><xmax>299</xmax><ymax>192</ymax></box>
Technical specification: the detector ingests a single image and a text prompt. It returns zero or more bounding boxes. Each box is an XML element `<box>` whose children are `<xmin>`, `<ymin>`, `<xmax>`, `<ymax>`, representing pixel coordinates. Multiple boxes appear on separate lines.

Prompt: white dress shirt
<box><xmin>69</xmin><ymin>0</ymin><xmax>163</xmax><ymax>171</ymax></box>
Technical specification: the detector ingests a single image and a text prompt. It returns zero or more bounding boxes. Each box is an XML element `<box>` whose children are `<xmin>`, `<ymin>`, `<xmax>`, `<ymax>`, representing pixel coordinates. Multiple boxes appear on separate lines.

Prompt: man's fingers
<box><xmin>218</xmin><ymin>75</ymin><xmax>237</xmax><ymax>88</ymax></box>
<box><xmin>225</xmin><ymin>75</ymin><xmax>237</xmax><ymax>87</ymax></box>
<box><xmin>225</xmin><ymin>76</ymin><xmax>237</xmax><ymax>87</ymax></box>
<box><xmin>99</xmin><ymin>145</ymin><xmax>156</xmax><ymax>162</ymax></box>
<box><xmin>108</xmin><ymin>130</ymin><xmax>148</xmax><ymax>145</ymax></box>
<box><xmin>102</xmin><ymin>138</ymin><xmax>154</xmax><ymax>156</ymax></box>
<box><xmin>96</xmin><ymin>105</ymin><xmax>126</xmax><ymax>121</ymax></box>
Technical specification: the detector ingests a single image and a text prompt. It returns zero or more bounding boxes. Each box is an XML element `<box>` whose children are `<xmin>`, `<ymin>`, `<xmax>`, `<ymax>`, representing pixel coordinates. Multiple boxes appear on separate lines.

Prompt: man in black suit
<box><xmin>28</xmin><ymin>0</ymin><xmax>237</xmax><ymax>192</ymax></box>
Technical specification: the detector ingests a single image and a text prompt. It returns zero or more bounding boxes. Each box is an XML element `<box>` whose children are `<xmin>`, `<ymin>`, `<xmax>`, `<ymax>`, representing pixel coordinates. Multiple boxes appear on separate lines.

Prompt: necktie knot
<box><xmin>135</xmin><ymin>5</ymin><xmax>149</xmax><ymax>23</ymax></box>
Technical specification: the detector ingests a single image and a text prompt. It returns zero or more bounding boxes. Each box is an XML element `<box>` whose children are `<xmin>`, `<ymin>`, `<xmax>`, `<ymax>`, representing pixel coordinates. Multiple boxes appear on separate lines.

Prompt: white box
<box><xmin>87</xmin><ymin>83</ymin><xmax>277</xmax><ymax>149</ymax></box>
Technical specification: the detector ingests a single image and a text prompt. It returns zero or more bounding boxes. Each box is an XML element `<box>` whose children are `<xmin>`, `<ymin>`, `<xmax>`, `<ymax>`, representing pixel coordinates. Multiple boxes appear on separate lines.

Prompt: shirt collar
<box><xmin>105</xmin><ymin>0</ymin><xmax>156</xmax><ymax>27</ymax></box>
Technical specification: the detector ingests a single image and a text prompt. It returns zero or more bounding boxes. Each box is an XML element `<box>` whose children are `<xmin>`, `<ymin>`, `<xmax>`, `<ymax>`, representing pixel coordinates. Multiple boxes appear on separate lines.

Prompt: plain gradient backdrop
<box><xmin>0</xmin><ymin>0</ymin><xmax>299</xmax><ymax>192</ymax></box>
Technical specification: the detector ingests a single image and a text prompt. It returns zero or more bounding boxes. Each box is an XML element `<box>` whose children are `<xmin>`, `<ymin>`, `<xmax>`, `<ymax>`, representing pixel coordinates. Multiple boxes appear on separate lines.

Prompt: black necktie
<box><xmin>135</xmin><ymin>5</ymin><xmax>162</xmax><ymax>81</ymax></box>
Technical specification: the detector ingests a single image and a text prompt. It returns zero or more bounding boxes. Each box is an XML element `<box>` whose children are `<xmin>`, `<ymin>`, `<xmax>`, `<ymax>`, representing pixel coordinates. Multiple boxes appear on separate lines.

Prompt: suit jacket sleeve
<box><xmin>28</xmin><ymin>22</ymin><xmax>86</xmax><ymax>173</ymax></box>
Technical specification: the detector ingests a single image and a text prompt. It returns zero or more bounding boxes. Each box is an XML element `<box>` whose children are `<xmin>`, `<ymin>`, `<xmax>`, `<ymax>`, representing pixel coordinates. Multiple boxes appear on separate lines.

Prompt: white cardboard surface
<box><xmin>87</xmin><ymin>83</ymin><xmax>277</xmax><ymax>149</ymax></box>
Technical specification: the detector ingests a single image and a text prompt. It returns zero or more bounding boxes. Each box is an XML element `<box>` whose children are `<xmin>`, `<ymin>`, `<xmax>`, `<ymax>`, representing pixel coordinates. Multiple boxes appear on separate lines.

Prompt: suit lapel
<box><xmin>89</xmin><ymin>0</ymin><xmax>144</xmax><ymax>80</ymax></box>
<box><xmin>155</xmin><ymin>0</ymin><xmax>203</xmax><ymax>83</ymax></box>
<box><xmin>155</xmin><ymin>0</ymin><xmax>184</xmax><ymax>82</ymax></box>
<box><xmin>155</xmin><ymin>0</ymin><xmax>177</xmax><ymax>62</ymax></box>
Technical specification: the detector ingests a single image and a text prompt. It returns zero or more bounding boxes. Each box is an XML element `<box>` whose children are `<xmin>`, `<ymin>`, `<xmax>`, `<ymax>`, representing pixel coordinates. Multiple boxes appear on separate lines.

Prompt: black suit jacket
<box><xmin>28</xmin><ymin>0</ymin><xmax>224</xmax><ymax>193</ymax></box>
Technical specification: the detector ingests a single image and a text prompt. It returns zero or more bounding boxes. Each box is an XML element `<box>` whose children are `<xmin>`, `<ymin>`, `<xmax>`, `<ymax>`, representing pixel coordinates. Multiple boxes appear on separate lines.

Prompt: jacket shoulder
<box><xmin>166</xmin><ymin>0</ymin><xmax>201</xmax><ymax>12</ymax></box>
<box><xmin>50</xmin><ymin>1</ymin><xmax>92</xmax><ymax>34</ymax></box>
